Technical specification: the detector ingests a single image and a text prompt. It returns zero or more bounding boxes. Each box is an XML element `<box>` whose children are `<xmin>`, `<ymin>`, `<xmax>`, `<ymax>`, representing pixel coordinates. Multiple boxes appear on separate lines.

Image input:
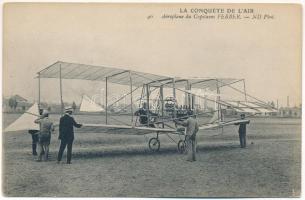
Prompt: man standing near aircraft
<box><xmin>57</xmin><ymin>107</ymin><xmax>82</xmax><ymax>164</ymax></box>
<box><xmin>175</xmin><ymin>110</ymin><xmax>199</xmax><ymax>162</ymax></box>
<box><xmin>235</xmin><ymin>113</ymin><xmax>250</xmax><ymax>148</ymax></box>
<box><xmin>28</xmin><ymin>108</ymin><xmax>43</xmax><ymax>156</ymax></box>
<box><xmin>34</xmin><ymin>110</ymin><xmax>54</xmax><ymax>161</ymax></box>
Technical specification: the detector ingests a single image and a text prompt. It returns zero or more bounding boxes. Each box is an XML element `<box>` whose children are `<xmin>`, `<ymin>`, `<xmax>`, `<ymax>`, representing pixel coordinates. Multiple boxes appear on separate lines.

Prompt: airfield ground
<box><xmin>2</xmin><ymin>114</ymin><xmax>301</xmax><ymax>197</ymax></box>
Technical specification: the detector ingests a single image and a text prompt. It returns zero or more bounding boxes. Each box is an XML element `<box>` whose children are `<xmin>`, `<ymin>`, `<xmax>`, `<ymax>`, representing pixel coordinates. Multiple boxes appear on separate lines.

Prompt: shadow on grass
<box><xmin>68</xmin><ymin>143</ymin><xmax>242</xmax><ymax>160</ymax></box>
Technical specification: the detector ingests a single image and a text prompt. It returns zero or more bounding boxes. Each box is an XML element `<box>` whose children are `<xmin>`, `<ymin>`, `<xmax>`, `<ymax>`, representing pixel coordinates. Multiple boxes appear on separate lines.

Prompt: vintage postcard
<box><xmin>2</xmin><ymin>3</ymin><xmax>302</xmax><ymax>197</ymax></box>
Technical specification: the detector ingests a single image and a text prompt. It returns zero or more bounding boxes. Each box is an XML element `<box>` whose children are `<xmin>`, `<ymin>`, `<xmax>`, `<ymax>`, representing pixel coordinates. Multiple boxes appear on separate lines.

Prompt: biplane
<box><xmin>5</xmin><ymin>61</ymin><xmax>277</xmax><ymax>153</ymax></box>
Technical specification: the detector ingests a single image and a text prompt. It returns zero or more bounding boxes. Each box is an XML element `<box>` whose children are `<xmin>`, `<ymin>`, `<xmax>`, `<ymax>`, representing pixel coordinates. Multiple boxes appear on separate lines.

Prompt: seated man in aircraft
<box><xmin>134</xmin><ymin>102</ymin><xmax>158</xmax><ymax>127</ymax></box>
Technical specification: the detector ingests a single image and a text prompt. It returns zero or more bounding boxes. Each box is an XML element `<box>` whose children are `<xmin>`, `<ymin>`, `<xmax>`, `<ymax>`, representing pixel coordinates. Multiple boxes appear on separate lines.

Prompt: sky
<box><xmin>3</xmin><ymin>3</ymin><xmax>302</xmax><ymax>107</ymax></box>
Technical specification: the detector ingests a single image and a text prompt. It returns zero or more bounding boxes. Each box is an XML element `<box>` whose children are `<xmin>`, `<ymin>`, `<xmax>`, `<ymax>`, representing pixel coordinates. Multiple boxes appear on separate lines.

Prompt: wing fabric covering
<box><xmin>79</xmin><ymin>95</ymin><xmax>104</xmax><ymax>112</ymax></box>
<box><xmin>208</xmin><ymin>111</ymin><xmax>219</xmax><ymax>123</ymax></box>
<box><xmin>199</xmin><ymin>119</ymin><xmax>250</xmax><ymax>130</ymax></box>
<box><xmin>4</xmin><ymin>103</ymin><xmax>39</xmax><ymax>132</ymax></box>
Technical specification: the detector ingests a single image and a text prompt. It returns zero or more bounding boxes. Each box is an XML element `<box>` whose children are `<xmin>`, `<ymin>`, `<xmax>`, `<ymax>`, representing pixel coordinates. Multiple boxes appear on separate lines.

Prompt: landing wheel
<box><xmin>149</xmin><ymin>137</ymin><xmax>160</xmax><ymax>152</ymax></box>
<box><xmin>177</xmin><ymin>140</ymin><xmax>186</xmax><ymax>154</ymax></box>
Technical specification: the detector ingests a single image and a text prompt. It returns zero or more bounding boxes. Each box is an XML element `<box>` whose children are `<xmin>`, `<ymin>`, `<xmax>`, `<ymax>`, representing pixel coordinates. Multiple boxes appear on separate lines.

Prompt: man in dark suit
<box><xmin>57</xmin><ymin>107</ymin><xmax>82</xmax><ymax>164</ymax></box>
<box><xmin>235</xmin><ymin>113</ymin><xmax>250</xmax><ymax>148</ymax></box>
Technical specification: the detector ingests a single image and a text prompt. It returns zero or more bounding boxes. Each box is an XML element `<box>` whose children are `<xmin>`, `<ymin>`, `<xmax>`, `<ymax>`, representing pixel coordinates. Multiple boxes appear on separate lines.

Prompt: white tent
<box><xmin>4</xmin><ymin>103</ymin><xmax>40</xmax><ymax>132</ymax></box>
<box><xmin>79</xmin><ymin>95</ymin><xmax>104</xmax><ymax>112</ymax></box>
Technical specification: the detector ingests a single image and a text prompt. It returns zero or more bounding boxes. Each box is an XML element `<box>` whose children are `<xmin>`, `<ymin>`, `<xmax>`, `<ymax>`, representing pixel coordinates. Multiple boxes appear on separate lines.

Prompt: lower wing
<box><xmin>199</xmin><ymin>119</ymin><xmax>249</xmax><ymax>130</ymax></box>
<box><xmin>76</xmin><ymin>124</ymin><xmax>177</xmax><ymax>135</ymax></box>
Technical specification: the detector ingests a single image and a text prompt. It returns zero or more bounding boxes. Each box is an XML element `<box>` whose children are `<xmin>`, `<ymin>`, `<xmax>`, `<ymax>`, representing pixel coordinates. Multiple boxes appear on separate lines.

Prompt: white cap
<box><xmin>65</xmin><ymin>107</ymin><xmax>73</xmax><ymax>113</ymax></box>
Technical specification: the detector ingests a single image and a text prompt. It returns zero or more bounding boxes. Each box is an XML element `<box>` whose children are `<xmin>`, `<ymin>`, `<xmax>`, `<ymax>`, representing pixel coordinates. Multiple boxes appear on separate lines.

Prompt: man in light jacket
<box><xmin>34</xmin><ymin>110</ymin><xmax>54</xmax><ymax>161</ymax></box>
<box><xmin>175</xmin><ymin>110</ymin><xmax>199</xmax><ymax>162</ymax></box>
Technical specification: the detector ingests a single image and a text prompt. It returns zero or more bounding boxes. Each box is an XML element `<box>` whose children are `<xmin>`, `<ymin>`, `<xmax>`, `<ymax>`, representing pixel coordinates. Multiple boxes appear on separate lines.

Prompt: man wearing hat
<box><xmin>175</xmin><ymin>110</ymin><xmax>199</xmax><ymax>162</ymax></box>
<box><xmin>235</xmin><ymin>113</ymin><xmax>250</xmax><ymax>148</ymax></box>
<box><xmin>57</xmin><ymin>107</ymin><xmax>82</xmax><ymax>164</ymax></box>
<box><xmin>34</xmin><ymin>109</ymin><xmax>54</xmax><ymax>161</ymax></box>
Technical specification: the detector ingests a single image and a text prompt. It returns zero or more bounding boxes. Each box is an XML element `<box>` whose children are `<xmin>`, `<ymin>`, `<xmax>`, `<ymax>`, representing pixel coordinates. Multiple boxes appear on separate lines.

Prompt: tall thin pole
<box><xmin>129</xmin><ymin>71</ymin><xmax>134</xmax><ymax>125</ymax></box>
<box><xmin>192</xmin><ymin>93</ymin><xmax>194</xmax><ymax>109</ymax></box>
<box><xmin>172</xmin><ymin>78</ymin><xmax>176</xmax><ymax>118</ymax></box>
<box><xmin>189</xmin><ymin>84</ymin><xmax>194</xmax><ymax>110</ymax></box>
<box><xmin>216</xmin><ymin>80</ymin><xmax>223</xmax><ymax>134</ymax></box>
<box><xmin>216</xmin><ymin>80</ymin><xmax>221</xmax><ymax>121</ymax></box>
<box><xmin>105</xmin><ymin>77</ymin><xmax>108</xmax><ymax>124</ymax></box>
<box><xmin>59</xmin><ymin>64</ymin><xmax>64</xmax><ymax>116</ymax></box>
<box><xmin>188</xmin><ymin>83</ymin><xmax>192</xmax><ymax>109</ymax></box>
<box><xmin>160</xmin><ymin>85</ymin><xmax>164</xmax><ymax>128</ymax></box>
<box><xmin>185</xmin><ymin>81</ymin><xmax>189</xmax><ymax>107</ymax></box>
<box><xmin>243</xmin><ymin>79</ymin><xmax>247</xmax><ymax>102</ymax></box>
<box><xmin>146</xmin><ymin>84</ymin><xmax>150</xmax><ymax>127</ymax></box>
<box><xmin>38</xmin><ymin>72</ymin><xmax>41</xmax><ymax>109</ymax></box>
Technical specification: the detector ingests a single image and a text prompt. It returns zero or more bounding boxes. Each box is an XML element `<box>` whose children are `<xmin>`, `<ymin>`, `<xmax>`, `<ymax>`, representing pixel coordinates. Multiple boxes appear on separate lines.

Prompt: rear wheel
<box><xmin>149</xmin><ymin>137</ymin><xmax>160</xmax><ymax>152</ymax></box>
<box><xmin>177</xmin><ymin>140</ymin><xmax>186</xmax><ymax>154</ymax></box>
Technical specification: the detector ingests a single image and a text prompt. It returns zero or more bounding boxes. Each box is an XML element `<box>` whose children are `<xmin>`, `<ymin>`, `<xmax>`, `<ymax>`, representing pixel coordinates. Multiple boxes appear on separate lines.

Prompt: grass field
<box><xmin>2</xmin><ymin>113</ymin><xmax>301</xmax><ymax>197</ymax></box>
